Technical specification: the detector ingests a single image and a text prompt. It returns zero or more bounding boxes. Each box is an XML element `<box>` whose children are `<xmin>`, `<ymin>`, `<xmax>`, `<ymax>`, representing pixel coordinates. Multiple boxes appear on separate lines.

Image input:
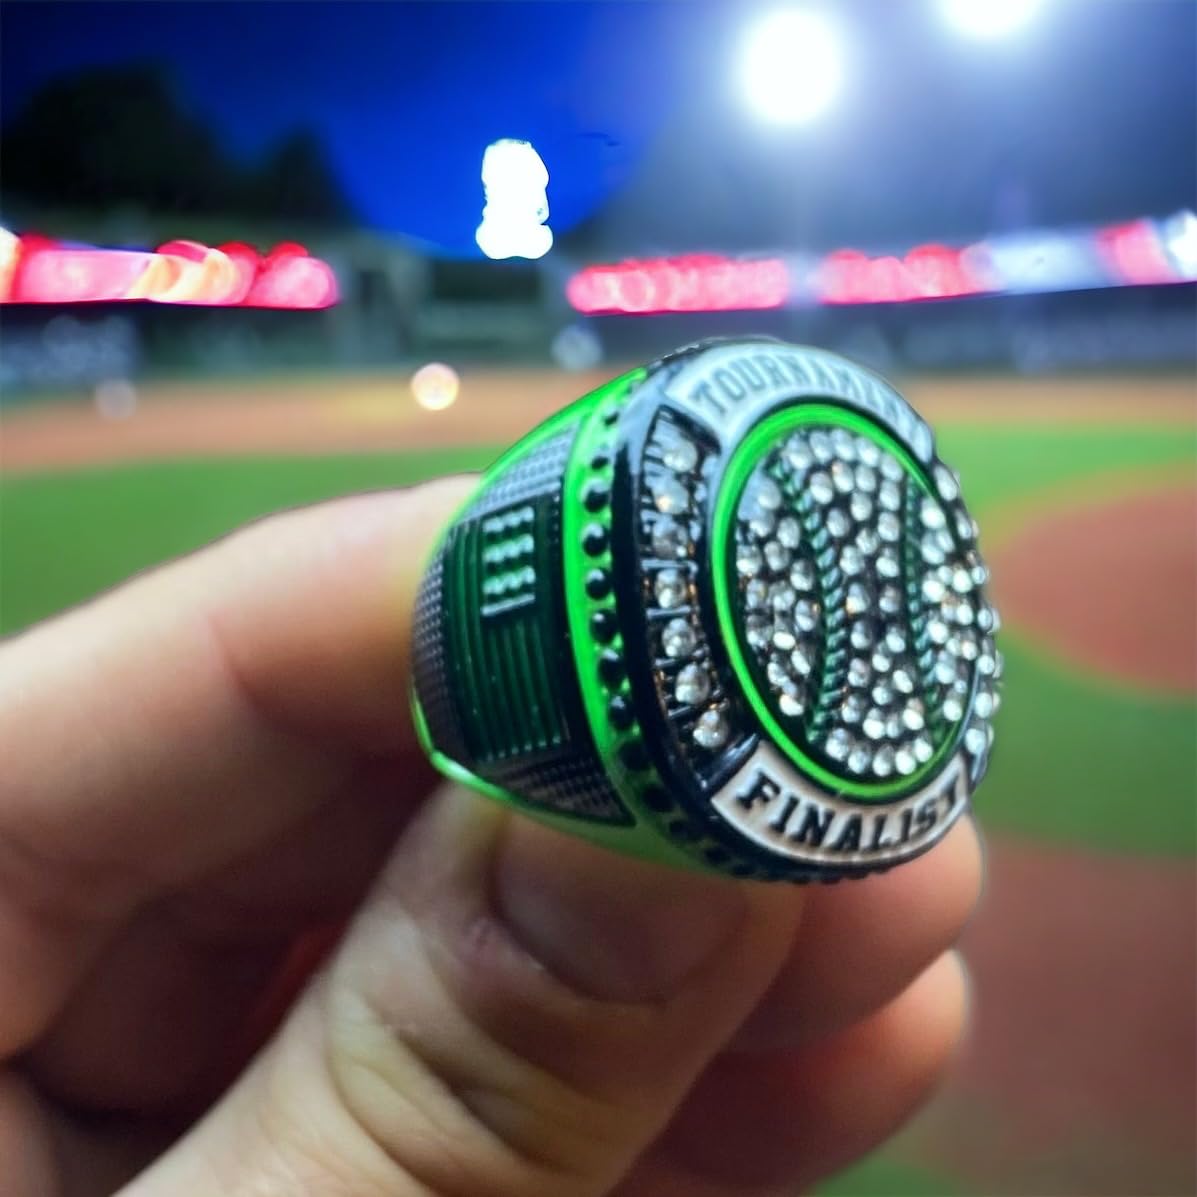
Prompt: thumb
<box><xmin>121</xmin><ymin>786</ymin><xmax>803</xmax><ymax>1197</ymax></box>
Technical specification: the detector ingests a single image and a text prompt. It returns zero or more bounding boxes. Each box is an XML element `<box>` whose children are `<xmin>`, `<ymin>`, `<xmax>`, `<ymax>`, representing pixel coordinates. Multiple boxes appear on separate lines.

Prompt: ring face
<box><xmin>413</xmin><ymin>338</ymin><xmax>1001</xmax><ymax>881</ymax></box>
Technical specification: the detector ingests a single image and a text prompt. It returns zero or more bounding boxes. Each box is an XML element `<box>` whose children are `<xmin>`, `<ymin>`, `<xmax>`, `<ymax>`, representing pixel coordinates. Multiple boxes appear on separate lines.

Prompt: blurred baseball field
<box><xmin>2</xmin><ymin>368</ymin><xmax>1194</xmax><ymax>1196</ymax></box>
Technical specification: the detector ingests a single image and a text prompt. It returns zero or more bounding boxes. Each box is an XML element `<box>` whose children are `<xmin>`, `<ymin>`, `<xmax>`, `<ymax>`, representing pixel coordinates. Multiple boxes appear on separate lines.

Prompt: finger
<box><xmin>617</xmin><ymin>951</ymin><xmax>970</xmax><ymax>1197</ymax></box>
<box><xmin>26</xmin><ymin>757</ymin><xmax>407</xmax><ymax>1112</ymax></box>
<box><xmin>0</xmin><ymin>477</ymin><xmax>472</xmax><ymax>1057</ymax></box>
<box><xmin>117</xmin><ymin>787</ymin><xmax>805</xmax><ymax>1197</ymax></box>
<box><xmin>735</xmin><ymin>815</ymin><xmax>983</xmax><ymax>1047</ymax></box>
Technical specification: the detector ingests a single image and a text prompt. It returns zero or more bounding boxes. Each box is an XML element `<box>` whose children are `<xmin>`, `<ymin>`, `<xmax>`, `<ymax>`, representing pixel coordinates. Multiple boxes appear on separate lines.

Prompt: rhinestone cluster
<box><xmin>640</xmin><ymin>416</ymin><xmax>736</xmax><ymax>756</ymax></box>
<box><xmin>732</xmin><ymin>424</ymin><xmax>1000</xmax><ymax>784</ymax></box>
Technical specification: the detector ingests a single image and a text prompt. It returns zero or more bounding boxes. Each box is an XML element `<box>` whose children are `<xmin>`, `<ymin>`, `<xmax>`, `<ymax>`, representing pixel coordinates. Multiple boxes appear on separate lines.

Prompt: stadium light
<box><xmin>476</xmin><ymin>139</ymin><xmax>553</xmax><ymax>260</ymax></box>
<box><xmin>739</xmin><ymin>9</ymin><xmax>844</xmax><ymax>126</ymax></box>
<box><xmin>941</xmin><ymin>0</ymin><xmax>1042</xmax><ymax>40</ymax></box>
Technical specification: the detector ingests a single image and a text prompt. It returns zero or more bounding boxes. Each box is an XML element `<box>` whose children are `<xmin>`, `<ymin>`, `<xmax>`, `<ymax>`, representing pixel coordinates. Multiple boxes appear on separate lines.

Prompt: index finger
<box><xmin>0</xmin><ymin>476</ymin><xmax>472</xmax><ymax>1055</ymax></box>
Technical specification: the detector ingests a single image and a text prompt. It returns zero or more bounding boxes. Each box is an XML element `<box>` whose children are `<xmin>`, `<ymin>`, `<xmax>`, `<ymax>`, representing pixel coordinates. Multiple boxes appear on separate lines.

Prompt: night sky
<box><xmin>2</xmin><ymin>0</ymin><xmax>1194</xmax><ymax>256</ymax></box>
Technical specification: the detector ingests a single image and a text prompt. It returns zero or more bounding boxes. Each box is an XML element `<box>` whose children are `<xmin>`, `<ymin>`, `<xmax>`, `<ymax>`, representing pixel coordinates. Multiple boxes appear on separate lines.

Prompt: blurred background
<box><xmin>0</xmin><ymin>1</ymin><xmax>1193</xmax><ymax>1193</ymax></box>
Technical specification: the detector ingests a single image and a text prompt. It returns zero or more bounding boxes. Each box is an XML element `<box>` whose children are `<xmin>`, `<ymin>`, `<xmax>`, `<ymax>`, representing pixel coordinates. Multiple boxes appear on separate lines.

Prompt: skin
<box><xmin>0</xmin><ymin>477</ymin><xmax>982</xmax><ymax>1197</ymax></box>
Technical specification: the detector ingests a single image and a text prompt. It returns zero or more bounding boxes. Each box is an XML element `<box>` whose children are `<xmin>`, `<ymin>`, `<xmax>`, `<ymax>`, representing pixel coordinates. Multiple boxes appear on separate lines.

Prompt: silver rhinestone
<box><xmin>856</xmin><ymin>437</ymin><xmax>881</xmax><ymax>467</ymax></box>
<box><xmin>964</xmin><ymin>724</ymin><xmax>987</xmax><ymax>755</ymax></box>
<box><xmin>752</xmin><ymin>476</ymin><xmax>783</xmax><ymax>511</ymax></box>
<box><xmin>936</xmin><ymin>528</ymin><xmax>954</xmax><ymax>554</ymax></box>
<box><xmin>826</xmin><ymin>728</ymin><xmax>852</xmax><ymax>761</ymax></box>
<box><xmin>831</xmin><ymin>460</ymin><xmax>855</xmax><ymax>494</ymax></box>
<box><xmin>794</xmin><ymin>598</ymin><xmax>820</xmax><ymax>632</ymax></box>
<box><xmin>977</xmin><ymin>652</ymin><xmax>996</xmax><ymax>677</ymax></box>
<box><xmin>840</xmin><ymin>545</ymin><xmax>865</xmax><ymax>575</ymax></box>
<box><xmin>902</xmin><ymin>701</ymin><xmax>925</xmax><ymax>731</ymax></box>
<box><xmin>893</xmin><ymin>668</ymin><xmax>914</xmax><ymax>694</ymax></box>
<box><xmin>764</xmin><ymin>540</ymin><xmax>792</xmax><ymax>572</ymax></box>
<box><xmin>737</xmin><ymin>543</ymin><xmax>763</xmax><ymax>577</ymax></box>
<box><xmin>856</xmin><ymin>527</ymin><xmax>881</xmax><ymax>556</ymax></box>
<box><xmin>879</xmin><ymin>481</ymin><xmax>902</xmax><ymax>512</ymax></box>
<box><xmin>777</xmin><ymin>516</ymin><xmax>801</xmax><ymax>549</ymax></box>
<box><xmin>863</xmin><ymin>709</ymin><xmax>887</xmax><ymax>740</ymax></box>
<box><xmin>976</xmin><ymin>605</ymin><xmax>994</xmax><ymax>631</ymax></box>
<box><xmin>955</xmin><ymin>601</ymin><xmax>975</xmax><ymax>627</ymax></box>
<box><xmin>873</xmin><ymin>746</ymin><xmax>895</xmax><ymax>777</ymax></box>
<box><xmin>877</xmin><ymin>550</ymin><xmax>900</xmax><ymax>579</ymax></box>
<box><xmin>676</xmin><ymin>664</ymin><xmax>711</xmax><ymax>705</ymax></box>
<box><xmin>745</xmin><ymin>614</ymin><xmax>770</xmax><ymax>650</ymax></box>
<box><xmin>850</xmin><ymin>491</ymin><xmax>874</xmax><ymax>522</ymax></box>
<box><xmin>748</xmin><ymin>509</ymin><xmax>777</xmax><ymax>540</ymax></box>
<box><xmin>653</xmin><ymin>475</ymin><xmax>689</xmax><ymax>514</ymax></box>
<box><xmin>848</xmin><ymin>745</ymin><xmax>872</xmax><ymax>774</ymax></box>
<box><xmin>921</xmin><ymin>533</ymin><xmax>945</xmax><ymax>566</ymax></box>
<box><xmin>887</xmin><ymin>713</ymin><xmax>904</xmax><ymax>739</ymax></box>
<box><xmin>970</xmin><ymin>558</ymin><xmax>990</xmax><ymax>587</ymax></box>
<box><xmin>846</xmin><ymin>582</ymin><xmax>872</xmax><ymax>616</ymax></box>
<box><xmin>662</xmin><ymin>618</ymin><xmax>697</xmax><ymax>658</ymax></box>
<box><xmin>895</xmin><ymin>746</ymin><xmax>917</xmax><ymax>775</ymax></box>
<box><xmin>770</xmin><ymin>583</ymin><xmax>797</xmax><ymax>612</ymax></box>
<box><xmin>933</xmin><ymin>654</ymin><xmax>957</xmax><ymax>685</ymax></box>
<box><xmin>850</xmin><ymin>621</ymin><xmax>873</xmax><ymax>651</ymax></box>
<box><xmin>871</xmin><ymin>682</ymin><xmax>893</xmax><ymax>707</ymax></box>
<box><xmin>855</xmin><ymin>464</ymin><xmax>877</xmax><ymax>493</ymax></box>
<box><xmin>880</xmin><ymin>585</ymin><xmax>903</xmax><ymax>615</ymax></box>
<box><xmin>922</xmin><ymin>574</ymin><xmax>947</xmax><ymax>603</ymax></box>
<box><xmin>831</xmin><ymin>428</ymin><xmax>857</xmax><ymax>460</ymax></box>
<box><xmin>848</xmin><ymin>658</ymin><xmax>871</xmax><ymax>687</ymax></box>
<box><xmin>975</xmin><ymin>690</ymin><xmax>994</xmax><ymax>718</ymax></box>
<box><xmin>943</xmin><ymin>694</ymin><xmax>964</xmax><ymax>722</ymax></box>
<box><xmin>880</xmin><ymin>453</ymin><xmax>904</xmax><ymax>482</ymax></box>
<box><xmin>693</xmin><ymin>708</ymin><xmax>729</xmax><ymax>749</ymax></box>
<box><xmin>745</xmin><ymin>578</ymin><xmax>769</xmax><ymax>609</ymax></box>
<box><xmin>989</xmin><ymin>608</ymin><xmax>1003</xmax><ymax>633</ymax></box>
<box><xmin>934</xmin><ymin>464</ymin><xmax>959</xmax><ymax>501</ymax></box>
<box><xmin>654</xmin><ymin>569</ymin><xmax>686</xmax><ymax>608</ymax></box>
<box><xmin>779</xmin><ymin>688</ymin><xmax>805</xmax><ymax>718</ymax></box>
<box><xmin>809</xmin><ymin>431</ymin><xmax>834</xmax><ymax>463</ymax></box>
<box><xmin>790</xmin><ymin>558</ymin><xmax>815</xmax><ymax>591</ymax></box>
<box><xmin>828</xmin><ymin>508</ymin><xmax>852</xmax><ymax>538</ymax></box>
<box><xmin>772</xmin><ymin>625</ymin><xmax>797</xmax><ymax>651</ymax></box>
<box><xmin>994</xmin><ymin>650</ymin><xmax>1005</xmax><ymax>678</ymax></box>
<box><xmin>958</xmin><ymin>632</ymin><xmax>979</xmax><ymax>661</ymax></box>
<box><xmin>885</xmin><ymin>627</ymin><xmax>907</xmax><ymax>654</ymax></box>
<box><xmin>841</xmin><ymin>693</ymin><xmax>866</xmax><ymax>723</ymax></box>
<box><xmin>990</xmin><ymin>689</ymin><xmax>1002</xmax><ymax>714</ymax></box>
<box><xmin>872</xmin><ymin>649</ymin><xmax>892</xmax><ymax>674</ymax></box>
<box><xmin>913</xmin><ymin>735</ymin><xmax>934</xmax><ymax>763</ymax></box>
<box><xmin>956</xmin><ymin>510</ymin><xmax>974</xmax><ymax>541</ymax></box>
<box><xmin>767</xmin><ymin>659</ymin><xmax>790</xmax><ymax>689</ymax></box>
<box><xmin>878</xmin><ymin>511</ymin><xmax>901</xmax><ymax>542</ymax></box>
<box><xmin>662</xmin><ymin>436</ymin><xmax>698</xmax><ymax>472</ymax></box>
<box><xmin>809</xmin><ymin>471</ymin><xmax>834</xmax><ymax>504</ymax></box>
<box><xmin>652</xmin><ymin>516</ymin><xmax>688</xmax><ymax>560</ymax></box>
<box><xmin>791</xmin><ymin>647</ymin><xmax>813</xmax><ymax>676</ymax></box>
<box><xmin>784</xmin><ymin>438</ymin><xmax>813</xmax><ymax>471</ymax></box>
<box><xmin>920</xmin><ymin>498</ymin><xmax>946</xmax><ymax>530</ymax></box>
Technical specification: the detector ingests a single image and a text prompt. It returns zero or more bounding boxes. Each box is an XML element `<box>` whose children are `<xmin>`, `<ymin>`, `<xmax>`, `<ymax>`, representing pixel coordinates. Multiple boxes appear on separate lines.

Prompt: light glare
<box><xmin>740</xmin><ymin>10</ymin><xmax>843</xmax><ymax>126</ymax></box>
<box><xmin>941</xmin><ymin>0</ymin><xmax>1041</xmax><ymax>39</ymax></box>
<box><xmin>476</xmin><ymin>139</ymin><xmax>553</xmax><ymax>260</ymax></box>
<box><xmin>411</xmin><ymin>362</ymin><xmax>460</xmax><ymax>412</ymax></box>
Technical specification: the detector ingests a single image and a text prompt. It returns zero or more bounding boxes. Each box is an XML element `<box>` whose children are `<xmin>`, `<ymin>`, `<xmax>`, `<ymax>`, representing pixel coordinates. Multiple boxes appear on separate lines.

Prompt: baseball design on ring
<box><xmin>411</xmin><ymin>338</ymin><xmax>1001</xmax><ymax>881</ymax></box>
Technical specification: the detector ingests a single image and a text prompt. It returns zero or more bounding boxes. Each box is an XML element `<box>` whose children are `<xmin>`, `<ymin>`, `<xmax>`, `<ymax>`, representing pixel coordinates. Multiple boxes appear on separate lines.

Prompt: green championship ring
<box><xmin>412</xmin><ymin>339</ymin><xmax>1000</xmax><ymax>881</ymax></box>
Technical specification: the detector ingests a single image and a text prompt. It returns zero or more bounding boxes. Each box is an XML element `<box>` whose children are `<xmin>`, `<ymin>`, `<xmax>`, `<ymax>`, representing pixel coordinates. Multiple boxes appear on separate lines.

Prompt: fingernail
<box><xmin>494</xmin><ymin>817</ymin><xmax>748</xmax><ymax>1003</ymax></box>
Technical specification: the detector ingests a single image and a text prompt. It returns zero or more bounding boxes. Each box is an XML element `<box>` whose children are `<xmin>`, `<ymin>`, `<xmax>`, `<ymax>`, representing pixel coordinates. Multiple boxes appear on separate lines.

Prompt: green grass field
<box><xmin>1</xmin><ymin>416</ymin><xmax>1193</xmax><ymax>1197</ymax></box>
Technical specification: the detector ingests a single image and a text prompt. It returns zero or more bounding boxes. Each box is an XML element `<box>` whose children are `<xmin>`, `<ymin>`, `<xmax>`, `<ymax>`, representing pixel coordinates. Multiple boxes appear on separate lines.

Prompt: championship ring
<box><xmin>412</xmin><ymin>339</ymin><xmax>1000</xmax><ymax>881</ymax></box>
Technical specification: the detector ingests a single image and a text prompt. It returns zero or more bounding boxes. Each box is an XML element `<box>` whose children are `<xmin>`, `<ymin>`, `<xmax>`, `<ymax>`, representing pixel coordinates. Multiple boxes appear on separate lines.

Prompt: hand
<box><xmin>0</xmin><ymin>478</ymin><xmax>981</xmax><ymax>1197</ymax></box>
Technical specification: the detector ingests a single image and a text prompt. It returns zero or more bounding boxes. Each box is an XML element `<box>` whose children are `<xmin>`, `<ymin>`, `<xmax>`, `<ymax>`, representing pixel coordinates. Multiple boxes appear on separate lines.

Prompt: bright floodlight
<box><xmin>941</xmin><ymin>0</ymin><xmax>1041</xmax><ymax>39</ymax></box>
<box><xmin>740</xmin><ymin>9</ymin><xmax>843</xmax><ymax>126</ymax></box>
<box><xmin>476</xmin><ymin>139</ymin><xmax>553</xmax><ymax>260</ymax></box>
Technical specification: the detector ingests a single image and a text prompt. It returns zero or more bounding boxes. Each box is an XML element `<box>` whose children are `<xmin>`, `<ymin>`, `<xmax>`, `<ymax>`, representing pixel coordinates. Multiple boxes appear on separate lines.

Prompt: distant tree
<box><xmin>244</xmin><ymin>129</ymin><xmax>354</xmax><ymax>225</ymax></box>
<box><xmin>0</xmin><ymin>64</ymin><xmax>355</xmax><ymax>226</ymax></box>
